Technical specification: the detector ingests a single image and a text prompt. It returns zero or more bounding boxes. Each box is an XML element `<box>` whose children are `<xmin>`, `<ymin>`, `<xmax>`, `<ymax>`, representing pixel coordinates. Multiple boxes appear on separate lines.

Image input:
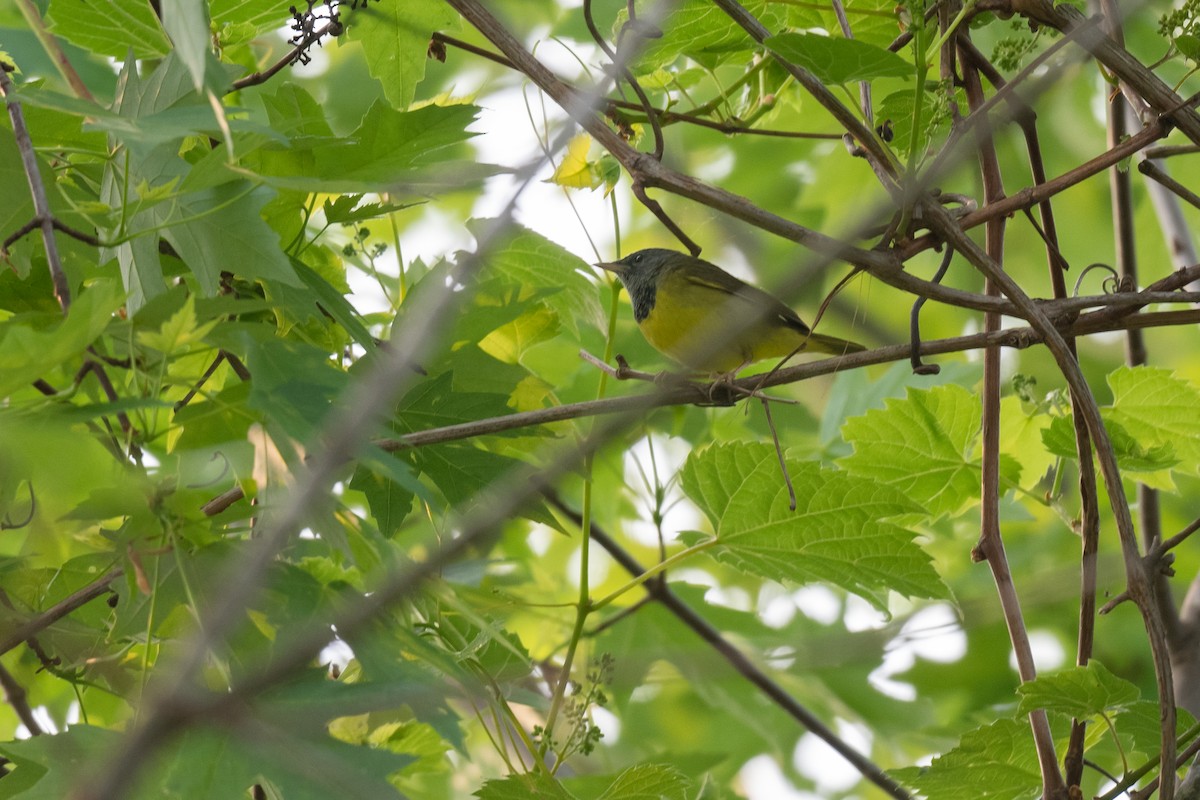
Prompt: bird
<box><xmin>595</xmin><ymin>248</ymin><xmax>864</xmax><ymax>375</ymax></box>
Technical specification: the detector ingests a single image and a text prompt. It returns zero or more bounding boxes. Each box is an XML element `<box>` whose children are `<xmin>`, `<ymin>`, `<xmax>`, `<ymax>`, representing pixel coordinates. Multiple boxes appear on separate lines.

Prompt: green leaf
<box><xmin>47</xmin><ymin>0</ymin><xmax>170</xmax><ymax>59</ymax></box>
<box><xmin>619</xmin><ymin>0</ymin><xmax>786</xmax><ymax>70</ymax></box>
<box><xmin>1118</xmin><ymin>701</ymin><xmax>1197</xmax><ymax>760</ymax></box>
<box><xmin>344</xmin><ymin>1</ymin><xmax>458</xmax><ymax>109</ymax></box>
<box><xmin>766</xmin><ymin>32</ymin><xmax>912</xmax><ymax>84</ymax></box>
<box><xmin>161</xmin><ymin>0</ymin><xmax>210</xmax><ymax>90</ymax></box>
<box><xmin>291</xmin><ymin>258</ymin><xmax>376</xmax><ymax>350</ymax></box>
<box><xmin>211</xmin><ymin>0</ymin><xmax>294</xmax><ymax>45</ymax></box>
<box><xmin>1015</xmin><ymin>661</ymin><xmax>1140</xmax><ymax>719</ymax></box>
<box><xmin>414</xmin><ymin>443</ymin><xmax>524</xmax><ymax>508</ymax></box>
<box><xmin>322</xmin><ymin>195</ymin><xmax>418</xmax><ymax>225</ymax></box>
<box><xmin>260</xmin><ymin>82</ymin><xmax>335</xmax><ymax>139</ymax></box>
<box><xmin>0</xmin><ymin>281</ymin><xmax>123</xmax><ymax>399</ymax></box>
<box><xmin>159</xmin><ymin>728</ymin><xmax>263</xmax><ymax>799</ymax></box>
<box><xmin>594</xmin><ymin>764</ymin><xmax>692</xmax><ymax>800</ymax></box>
<box><xmin>136</xmin><ymin>294</ymin><xmax>218</xmax><ymax>354</ymax></box>
<box><xmin>1177</xmin><ymin>33</ymin><xmax>1200</xmax><ymax>61</ymax></box>
<box><xmin>472</xmin><ymin>222</ymin><xmax>607</xmax><ymax>336</ymax></box>
<box><xmin>249</xmin><ymin>101</ymin><xmax>489</xmax><ymax>194</ymax></box>
<box><xmin>1041</xmin><ymin>415</ymin><xmax>1178</xmax><ymax>472</ymax></box>
<box><xmin>840</xmin><ymin>384</ymin><xmax>982</xmax><ymax>518</ymax></box>
<box><xmin>245</xmin><ymin>336</ymin><xmax>348</xmax><ymax>439</ymax></box>
<box><xmin>0</xmin><ymin>133</ymin><xmax>34</xmax><ymax>239</ymax></box>
<box><xmin>1107</xmin><ymin>366</ymin><xmax>1200</xmax><ymax>475</ymax></box>
<box><xmin>891</xmin><ymin>718</ymin><xmax>1041</xmax><ymax>800</ymax></box>
<box><xmin>0</xmin><ymin>724</ymin><xmax>121</xmax><ymax>798</ymax></box>
<box><xmin>349</xmin><ymin>455</ymin><xmax>420</xmax><ymax>537</ymax></box>
<box><xmin>680</xmin><ymin>442</ymin><xmax>946</xmax><ymax>610</ymax></box>
<box><xmin>161</xmin><ymin>182</ymin><xmax>301</xmax><ymax>295</ymax></box>
<box><xmin>393</xmin><ymin>372</ymin><xmax>515</xmax><ymax>435</ymax></box>
<box><xmin>476</xmin><ymin>773</ymin><xmax>578</xmax><ymax>799</ymax></box>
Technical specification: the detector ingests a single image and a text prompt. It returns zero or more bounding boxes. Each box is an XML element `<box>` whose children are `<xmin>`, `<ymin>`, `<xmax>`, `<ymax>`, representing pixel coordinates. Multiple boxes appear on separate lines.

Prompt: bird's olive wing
<box><xmin>678</xmin><ymin>259</ymin><xmax>811</xmax><ymax>334</ymax></box>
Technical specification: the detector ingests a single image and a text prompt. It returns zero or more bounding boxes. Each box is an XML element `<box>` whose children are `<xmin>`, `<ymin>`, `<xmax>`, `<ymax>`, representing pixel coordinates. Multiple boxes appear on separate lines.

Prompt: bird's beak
<box><xmin>594</xmin><ymin>261</ymin><xmax>625</xmax><ymax>276</ymax></box>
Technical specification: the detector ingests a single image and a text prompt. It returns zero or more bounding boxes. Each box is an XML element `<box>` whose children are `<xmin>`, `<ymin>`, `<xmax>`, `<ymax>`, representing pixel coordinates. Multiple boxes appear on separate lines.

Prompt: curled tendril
<box><xmin>1072</xmin><ymin>262</ymin><xmax>1122</xmax><ymax>296</ymax></box>
<box><xmin>1</xmin><ymin>481</ymin><xmax>35</xmax><ymax>530</ymax></box>
<box><xmin>185</xmin><ymin>452</ymin><xmax>233</xmax><ymax>490</ymax></box>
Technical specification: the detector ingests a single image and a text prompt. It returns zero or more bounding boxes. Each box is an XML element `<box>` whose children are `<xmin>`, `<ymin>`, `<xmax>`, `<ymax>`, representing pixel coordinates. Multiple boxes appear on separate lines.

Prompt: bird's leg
<box><xmin>704</xmin><ymin>361</ymin><xmax>749</xmax><ymax>405</ymax></box>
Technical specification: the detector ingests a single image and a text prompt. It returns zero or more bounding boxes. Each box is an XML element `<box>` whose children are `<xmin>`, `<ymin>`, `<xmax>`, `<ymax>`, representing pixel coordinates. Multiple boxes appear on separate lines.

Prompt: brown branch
<box><xmin>192</xmin><ymin>306</ymin><xmax>1200</xmax><ymax>517</ymax></box>
<box><xmin>1139</xmin><ymin>159</ymin><xmax>1200</xmax><ymax>211</ymax></box>
<box><xmin>228</xmin><ymin>20</ymin><xmax>339</xmax><ymax>93</ymax></box>
<box><xmin>914</xmin><ymin>118</ymin><xmax>1167</xmax><ymax>252</ymax></box>
<box><xmin>14</xmin><ymin>0</ymin><xmax>94</xmax><ymax>102</ymax></box>
<box><xmin>1037</xmin><ymin>3</ymin><xmax>1200</xmax><ymax>146</ymax></box>
<box><xmin>0</xmin><ymin>663</ymin><xmax>43</xmax><ymax>736</ymax></box>
<box><xmin>960</xmin><ymin>41</ymin><xmax>1066</xmax><ymax>797</ymax></box>
<box><xmin>0</xmin><ymin>569</ymin><xmax>123</xmax><ymax>658</ymax></box>
<box><xmin>921</xmin><ymin>198</ymin><xmax>1180</xmax><ymax>800</ymax></box>
<box><xmin>0</xmin><ymin>63</ymin><xmax>72</xmax><ymax>311</ymax></box>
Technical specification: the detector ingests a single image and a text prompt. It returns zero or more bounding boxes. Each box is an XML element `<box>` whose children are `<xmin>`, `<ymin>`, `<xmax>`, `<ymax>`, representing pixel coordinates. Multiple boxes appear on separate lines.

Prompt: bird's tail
<box><xmin>805</xmin><ymin>331</ymin><xmax>866</xmax><ymax>355</ymax></box>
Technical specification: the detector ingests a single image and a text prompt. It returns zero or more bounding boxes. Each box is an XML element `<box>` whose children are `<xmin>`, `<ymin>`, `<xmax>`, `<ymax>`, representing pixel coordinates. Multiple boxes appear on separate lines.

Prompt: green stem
<box><xmin>924</xmin><ymin>0</ymin><xmax>975</xmax><ymax>64</ymax></box>
<box><xmin>906</xmin><ymin>20</ymin><xmax>930</xmax><ymax>174</ymax></box>
<box><xmin>541</xmin><ymin>193</ymin><xmax>625</xmax><ymax>757</ymax></box>
<box><xmin>591</xmin><ymin>540</ymin><xmax>716</xmax><ymax>612</ymax></box>
<box><xmin>689</xmin><ymin>57</ymin><xmax>769</xmax><ymax>117</ymax></box>
<box><xmin>389</xmin><ymin>206</ymin><xmax>406</xmax><ymax>304</ymax></box>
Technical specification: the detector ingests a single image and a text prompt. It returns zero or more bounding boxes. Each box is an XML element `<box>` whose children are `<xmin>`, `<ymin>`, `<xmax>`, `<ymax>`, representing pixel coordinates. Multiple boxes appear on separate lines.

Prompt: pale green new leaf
<box><xmin>891</xmin><ymin>718</ymin><xmax>1041</xmax><ymax>800</ymax></box>
<box><xmin>1107</xmin><ymin>366</ymin><xmax>1200</xmax><ymax>475</ymax></box>
<box><xmin>0</xmin><ymin>282</ymin><xmax>123</xmax><ymax>399</ymax></box>
<box><xmin>1041</xmin><ymin>414</ymin><xmax>1177</xmax><ymax>473</ymax></box>
<box><xmin>1015</xmin><ymin>661</ymin><xmax>1140</xmax><ymax>719</ymax></box>
<box><xmin>136</xmin><ymin>295</ymin><xmax>219</xmax><ymax>354</ymax></box>
<box><xmin>472</xmin><ymin>222</ymin><xmax>607</xmax><ymax>336</ymax></box>
<box><xmin>345</xmin><ymin>1</ymin><xmax>458</xmax><ymax>109</ymax></box>
<box><xmin>840</xmin><ymin>384</ymin><xmax>982</xmax><ymax>517</ymax></box>
<box><xmin>766</xmin><ymin>33</ymin><xmax>912</xmax><ymax>84</ymax></box>
<box><xmin>680</xmin><ymin>442</ymin><xmax>946</xmax><ymax>610</ymax></box>
<box><xmin>47</xmin><ymin>0</ymin><xmax>170</xmax><ymax>59</ymax></box>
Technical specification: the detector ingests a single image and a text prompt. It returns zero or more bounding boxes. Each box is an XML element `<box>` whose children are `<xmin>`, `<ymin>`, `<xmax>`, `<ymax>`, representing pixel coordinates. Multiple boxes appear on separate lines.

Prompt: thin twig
<box><xmin>0</xmin><ymin>63</ymin><xmax>72</xmax><ymax>311</ymax></box>
<box><xmin>760</xmin><ymin>397</ymin><xmax>796</xmax><ymax>511</ymax></box>
<box><xmin>0</xmin><ymin>569</ymin><xmax>123</xmax><ymax>657</ymax></box>
<box><xmin>228</xmin><ymin>20</ymin><xmax>340</xmax><ymax>93</ymax></box>
<box><xmin>0</xmin><ymin>663</ymin><xmax>43</xmax><ymax>736</ymax></box>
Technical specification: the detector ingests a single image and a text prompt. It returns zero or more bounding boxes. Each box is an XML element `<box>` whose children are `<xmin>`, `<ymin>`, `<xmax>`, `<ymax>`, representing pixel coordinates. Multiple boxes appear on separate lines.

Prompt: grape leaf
<box><xmin>476</xmin><ymin>773</ymin><xmax>577</xmax><ymax>799</ymax></box>
<box><xmin>1015</xmin><ymin>660</ymin><xmax>1140</xmax><ymax>719</ymax></box>
<box><xmin>1041</xmin><ymin>415</ymin><xmax>1177</xmax><ymax>473</ymax></box>
<box><xmin>1107</xmin><ymin>366</ymin><xmax>1200</xmax><ymax>475</ymax></box>
<box><xmin>594</xmin><ymin>764</ymin><xmax>692</xmax><ymax>800</ymax></box>
<box><xmin>892</xmin><ymin>718</ymin><xmax>1041</xmax><ymax>800</ymax></box>
<box><xmin>840</xmin><ymin>384</ymin><xmax>982</xmax><ymax>518</ymax></box>
<box><xmin>680</xmin><ymin>441</ymin><xmax>946</xmax><ymax>610</ymax></box>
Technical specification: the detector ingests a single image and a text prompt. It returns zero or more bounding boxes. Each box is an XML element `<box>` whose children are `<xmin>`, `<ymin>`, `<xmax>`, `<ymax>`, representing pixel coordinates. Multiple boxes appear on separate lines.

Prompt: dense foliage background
<box><xmin>3</xmin><ymin>0</ymin><xmax>1200</xmax><ymax>798</ymax></box>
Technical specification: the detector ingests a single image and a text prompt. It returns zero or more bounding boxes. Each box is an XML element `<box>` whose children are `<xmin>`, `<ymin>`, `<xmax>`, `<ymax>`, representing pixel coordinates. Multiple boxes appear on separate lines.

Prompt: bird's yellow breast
<box><xmin>638</xmin><ymin>271</ymin><xmax>806</xmax><ymax>373</ymax></box>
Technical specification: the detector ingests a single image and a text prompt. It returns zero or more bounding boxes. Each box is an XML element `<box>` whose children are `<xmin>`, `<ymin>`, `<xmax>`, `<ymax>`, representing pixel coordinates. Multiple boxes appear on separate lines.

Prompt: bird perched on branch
<box><xmin>595</xmin><ymin>248</ymin><xmax>864</xmax><ymax>375</ymax></box>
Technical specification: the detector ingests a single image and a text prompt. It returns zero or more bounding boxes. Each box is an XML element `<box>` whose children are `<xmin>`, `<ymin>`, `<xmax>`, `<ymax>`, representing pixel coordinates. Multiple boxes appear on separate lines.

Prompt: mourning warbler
<box><xmin>595</xmin><ymin>248</ymin><xmax>865</xmax><ymax>374</ymax></box>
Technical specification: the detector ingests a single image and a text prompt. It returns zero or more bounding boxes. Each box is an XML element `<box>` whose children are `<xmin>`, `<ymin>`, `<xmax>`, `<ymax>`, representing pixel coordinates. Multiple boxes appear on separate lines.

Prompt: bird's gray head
<box><xmin>594</xmin><ymin>248</ymin><xmax>682</xmax><ymax>322</ymax></box>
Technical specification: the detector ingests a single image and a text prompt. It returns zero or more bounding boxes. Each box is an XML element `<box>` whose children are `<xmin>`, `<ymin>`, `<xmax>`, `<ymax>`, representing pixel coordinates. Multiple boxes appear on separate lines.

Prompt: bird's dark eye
<box><xmin>632</xmin><ymin>254</ymin><xmax>643</xmax><ymax>264</ymax></box>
